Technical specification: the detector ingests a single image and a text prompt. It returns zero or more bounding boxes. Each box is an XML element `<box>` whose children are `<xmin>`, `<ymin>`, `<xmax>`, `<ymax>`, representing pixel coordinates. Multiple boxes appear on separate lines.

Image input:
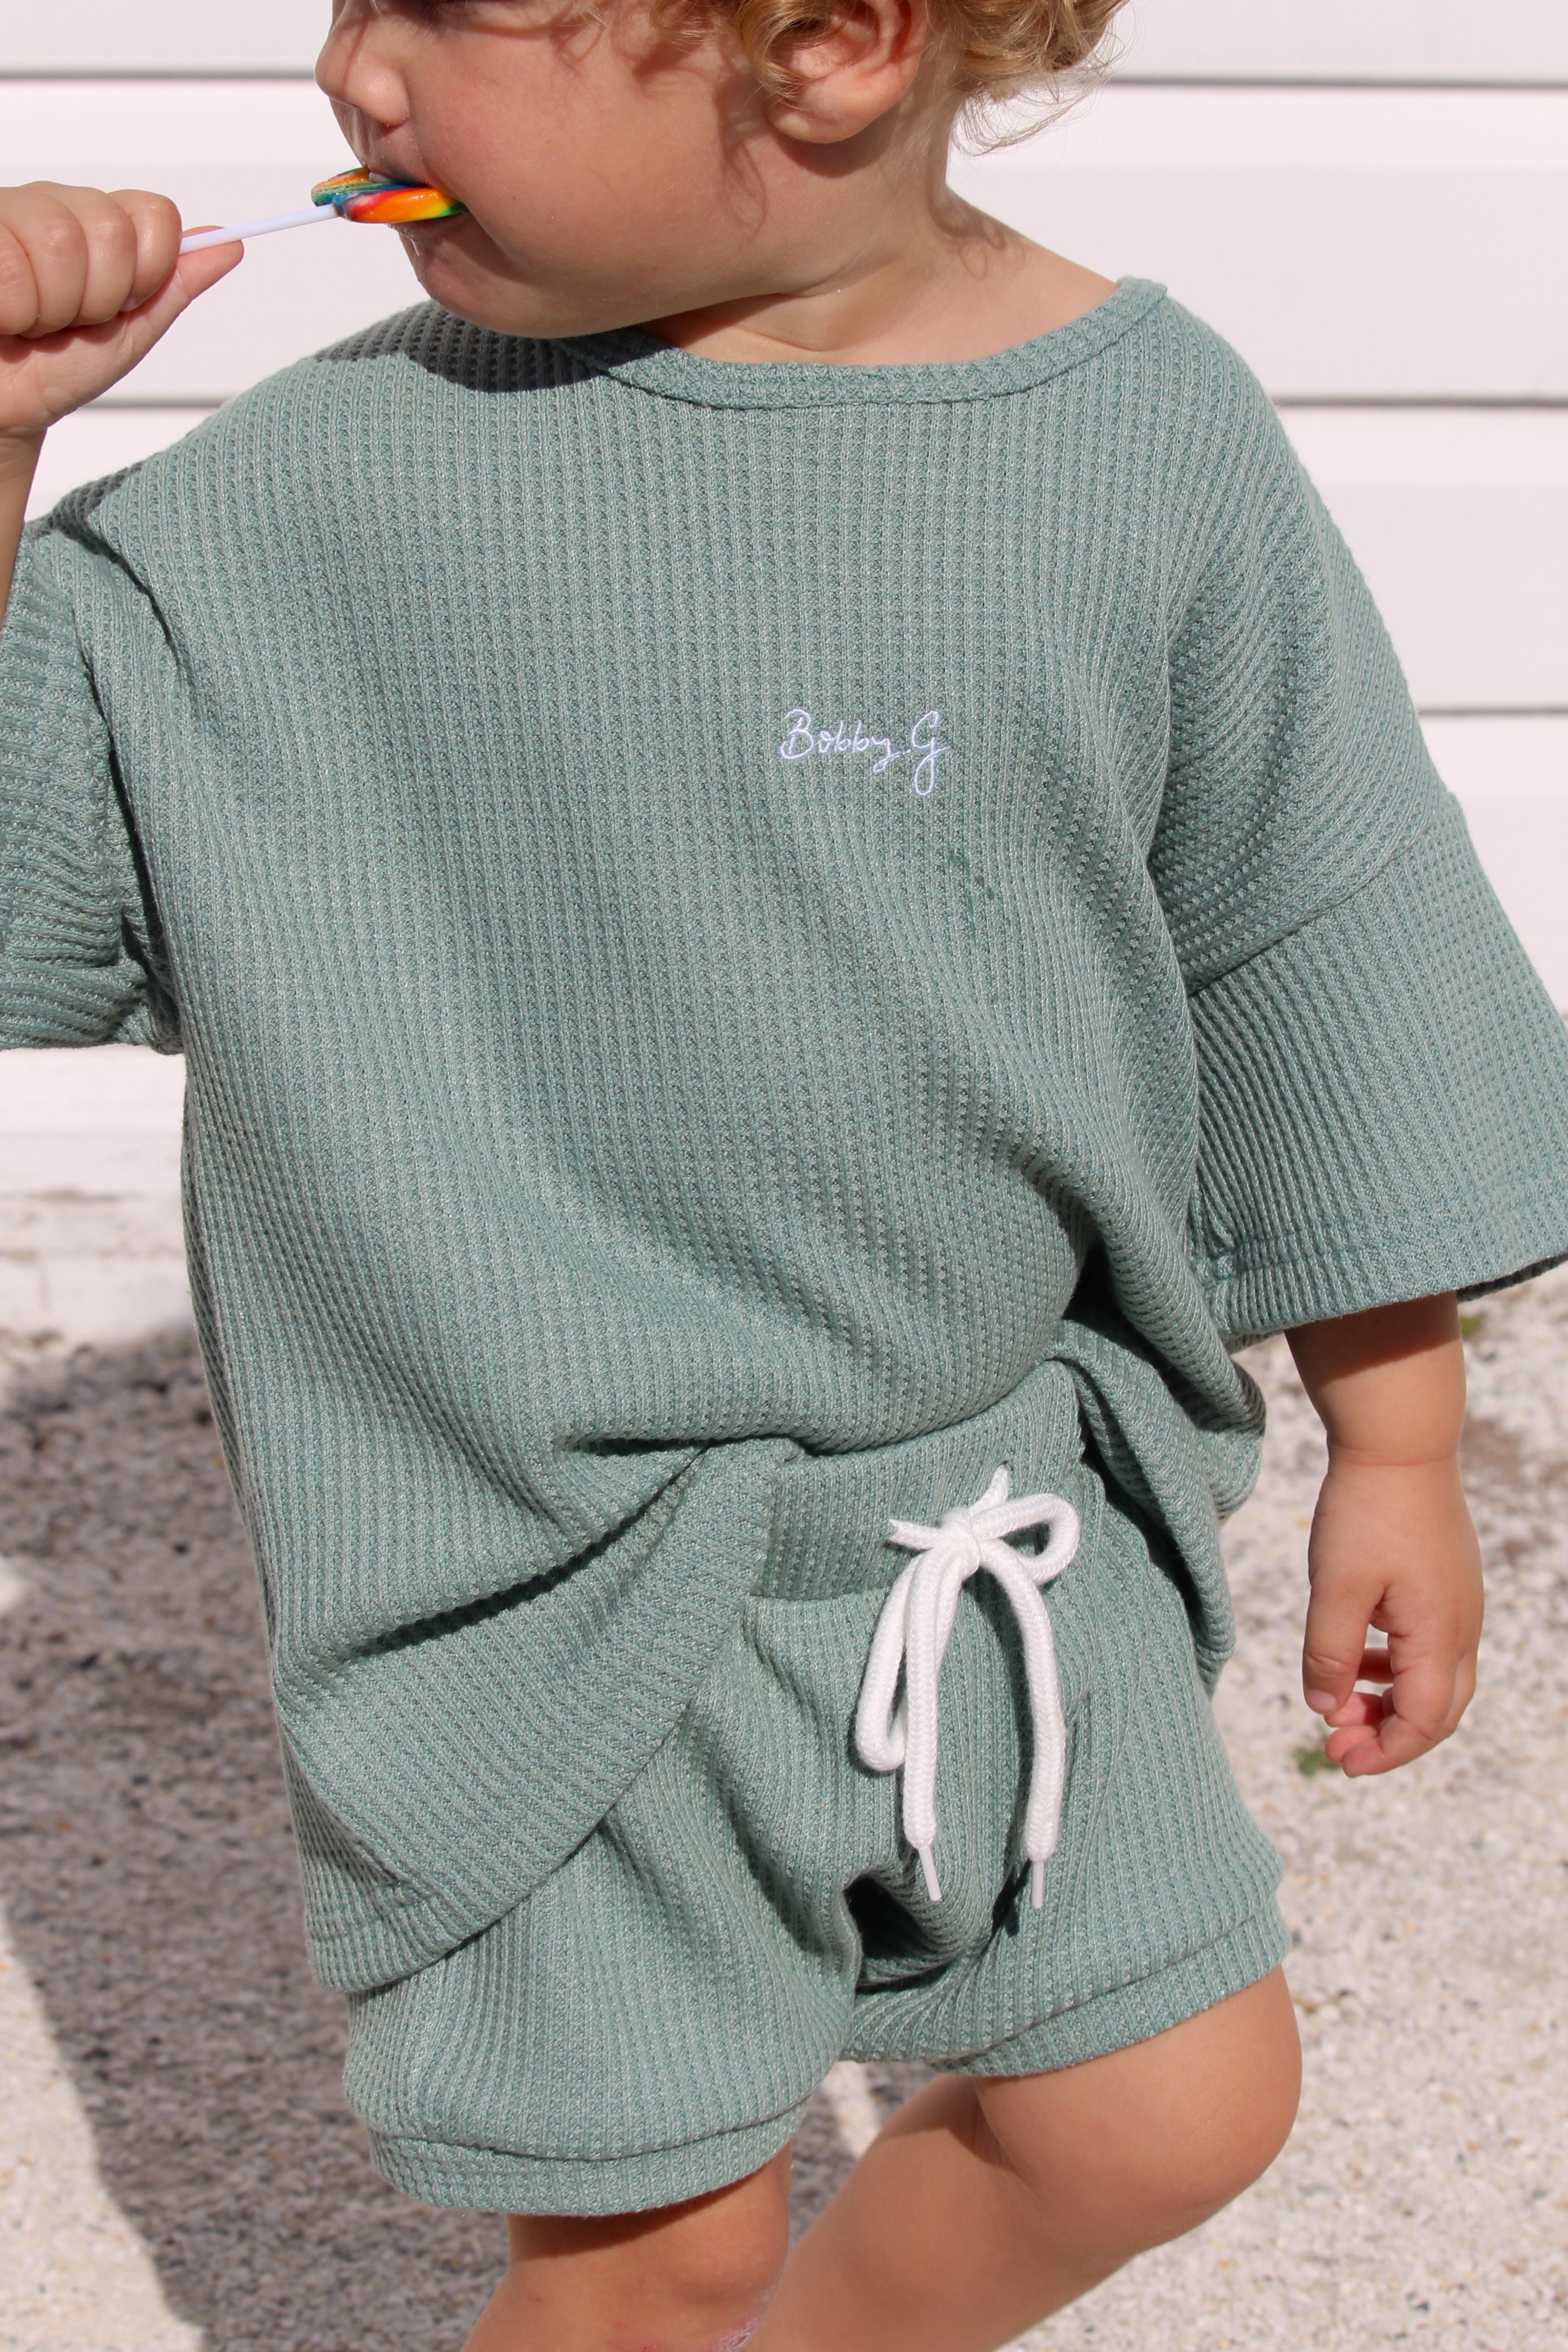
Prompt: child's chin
<box><xmin>407</xmin><ymin>253</ymin><xmax>638</xmax><ymax>342</ymax></box>
<box><xmin>399</xmin><ymin>238</ymin><xmax>551</xmax><ymax>335</ymax></box>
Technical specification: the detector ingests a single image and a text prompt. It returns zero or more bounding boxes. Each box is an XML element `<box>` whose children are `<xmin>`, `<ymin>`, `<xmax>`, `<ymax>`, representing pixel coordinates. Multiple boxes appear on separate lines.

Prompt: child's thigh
<box><xmin>975</xmin><ymin>1968</ymin><xmax>1300</xmax><ymax>2238</ymax></box>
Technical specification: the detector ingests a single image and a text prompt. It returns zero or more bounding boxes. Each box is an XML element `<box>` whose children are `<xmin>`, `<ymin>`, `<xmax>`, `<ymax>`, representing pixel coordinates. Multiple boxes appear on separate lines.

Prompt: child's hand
<box><xmin>1287</xmin><ymin>1293</ymin><xmax>1482</xmax><ymax>1779</ymax></box>
<box><xmin>0</xmin><ymin>182</ymin><xmax>241</xmax><ymax>444</ymax></box>
<box><xmin>1299</xmin><ymin>1453</ymin><xmax>1483</xmax><ymax>1775</ymax></box>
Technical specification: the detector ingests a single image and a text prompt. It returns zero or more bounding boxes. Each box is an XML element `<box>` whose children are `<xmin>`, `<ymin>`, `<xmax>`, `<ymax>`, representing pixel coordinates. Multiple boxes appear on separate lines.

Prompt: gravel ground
<box><xmin>0</xmin><ymin>1271</ymin><xmax>1564</xmax><ymax>2351</ymax></box>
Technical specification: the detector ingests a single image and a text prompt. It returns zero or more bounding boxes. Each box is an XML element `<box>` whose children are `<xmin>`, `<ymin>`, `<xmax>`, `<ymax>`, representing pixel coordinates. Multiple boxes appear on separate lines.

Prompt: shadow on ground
<box><xmin>0</xmin><ymin>1330</ymin><xmax>927</xmax><ymax>2350</ymax></box>
<box><xmin>0</xmin><ymin>1329</ymin><xmax>507</xmax><ymax>2349</ymax></box>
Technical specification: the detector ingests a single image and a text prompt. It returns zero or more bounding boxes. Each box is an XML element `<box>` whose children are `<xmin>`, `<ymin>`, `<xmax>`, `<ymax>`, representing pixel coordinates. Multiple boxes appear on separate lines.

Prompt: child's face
<box><xmin>318</xmin><ymin>0</ymin><xmax>933</xmax><ymax>341</ymax></box>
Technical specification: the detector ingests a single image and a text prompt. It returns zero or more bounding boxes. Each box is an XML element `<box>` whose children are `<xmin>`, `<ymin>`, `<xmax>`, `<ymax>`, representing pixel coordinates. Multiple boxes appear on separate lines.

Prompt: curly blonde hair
<box><xmin>656</xmin><ymin>0</ymin><xmax>1129</xmax><ymax>125</ymax></box>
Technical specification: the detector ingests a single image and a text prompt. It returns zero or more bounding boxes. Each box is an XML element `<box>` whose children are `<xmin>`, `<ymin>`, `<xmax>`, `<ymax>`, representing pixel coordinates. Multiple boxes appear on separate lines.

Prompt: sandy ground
<box><xmin>1015</xmin><ymin>1273</ymin><xmax>1568</xmax><ymax>2352</ymax></box>
<box><xmin>0</xmin><ymin>1053</ymin><xmax>1564</xmax><ymax>2351</ymax></box>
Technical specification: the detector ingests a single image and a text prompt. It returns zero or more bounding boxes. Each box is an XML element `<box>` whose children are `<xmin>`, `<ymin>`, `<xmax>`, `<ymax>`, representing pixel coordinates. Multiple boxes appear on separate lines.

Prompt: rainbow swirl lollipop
<box><xmin>312</xmin><ymin>169</ymin><xmax>466</xmax><ymax>226</ymax></box>
<box><xmin>180</xmin><ymin>172</ymin><xmax>465</xmax><ymax>253</ymax></box>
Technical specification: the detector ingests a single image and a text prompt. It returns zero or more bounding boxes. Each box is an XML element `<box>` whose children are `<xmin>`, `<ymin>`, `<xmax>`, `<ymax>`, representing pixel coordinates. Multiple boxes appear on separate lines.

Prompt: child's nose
<box><xmin>315</xmin><ymin>0</ymin><xmax>413</xmax><ymax>135</ymax></box>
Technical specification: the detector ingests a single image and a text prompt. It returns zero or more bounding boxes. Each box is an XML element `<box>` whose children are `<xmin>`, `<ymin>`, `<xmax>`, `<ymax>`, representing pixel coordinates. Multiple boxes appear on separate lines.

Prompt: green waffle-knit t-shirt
<box><xmin>3</xmin><ymin>280</ymin><xmax>1567</xmax><ymax>1989</ymax></box>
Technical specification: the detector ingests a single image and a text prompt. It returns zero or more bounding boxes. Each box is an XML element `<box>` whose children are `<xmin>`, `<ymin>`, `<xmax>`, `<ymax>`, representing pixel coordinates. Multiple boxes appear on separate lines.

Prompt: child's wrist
<box><xmin>0</xmin><ymin>426</ymin><xmax>44</xmax><ymax>478</ymax></box>
<box><xmin>1289</xmin><ymin>1294</ymin><xmax>1466</xmax><ymax>1466</ymax></box>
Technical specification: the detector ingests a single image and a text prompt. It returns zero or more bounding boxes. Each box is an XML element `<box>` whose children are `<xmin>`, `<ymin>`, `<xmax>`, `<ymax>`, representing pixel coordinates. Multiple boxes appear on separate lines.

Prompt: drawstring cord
<box><xmin>853</xmin><ymin>1468</ymin><xmax>1081</xmax><ymax>1911</ymax></box>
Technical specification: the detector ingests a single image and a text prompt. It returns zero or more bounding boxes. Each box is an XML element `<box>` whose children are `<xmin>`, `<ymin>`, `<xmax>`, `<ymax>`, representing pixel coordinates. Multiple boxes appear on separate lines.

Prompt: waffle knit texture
<box><xmin>346</xmin><ymin>1478</ymin><xmax>1289</xmax><ymax>2212</ymax></box>
<box><xmin>3</xmin><ymin>280</ymin><xmax>1567</xmax><ymax>2012</ymax></box>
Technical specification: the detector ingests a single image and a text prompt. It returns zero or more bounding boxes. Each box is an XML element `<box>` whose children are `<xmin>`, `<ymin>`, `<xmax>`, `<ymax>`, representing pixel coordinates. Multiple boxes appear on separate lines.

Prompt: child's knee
<box><xmin>1161</xmin><ymin>2013</ymin><xmax>1301</xmax><ymax>2227</ymax></box>
<box><xmin>490</xmin><ymin>2152</ymin><xmax>792</xmax><ymax>2347</ymax></box>
<box><xmin>1117</xmin><ymin>1970</ymin><xmax>1301</xmax><ymax>2234</ymax></box>
<box><xmin>978</xmin><ymin>1968</ymin><xmax>1301</xmax><ymax>2255</ymax></box>
<box><xmin>629</xmin><ymin>2180</ymin><xmax>792</xmax><ymax>2324</ymax></box>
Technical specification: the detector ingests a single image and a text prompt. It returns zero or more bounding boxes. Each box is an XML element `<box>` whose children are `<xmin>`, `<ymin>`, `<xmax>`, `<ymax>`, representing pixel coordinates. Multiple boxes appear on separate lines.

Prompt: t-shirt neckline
<box><xmin>558</xmin><ymin>276</ymin><xmax>1166</xmax><ymax>410</ymax></box>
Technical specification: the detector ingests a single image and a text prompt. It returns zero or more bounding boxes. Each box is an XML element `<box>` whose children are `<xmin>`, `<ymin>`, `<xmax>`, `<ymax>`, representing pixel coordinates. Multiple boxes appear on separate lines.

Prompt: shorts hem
<box><xmin>364</xmin><ymin>1905</ymin><xmax>1288</xmax><ymax>2215</ymax></box>
<box><xmin>366</xmin><ymin>2095</ymin><xmax>812</xmax><ymax>2217</ymax></box>
<box><xmin>941</xmin><ymin>1901</ymin><xmax>1290</xmax><ymax>2078</ymax></box>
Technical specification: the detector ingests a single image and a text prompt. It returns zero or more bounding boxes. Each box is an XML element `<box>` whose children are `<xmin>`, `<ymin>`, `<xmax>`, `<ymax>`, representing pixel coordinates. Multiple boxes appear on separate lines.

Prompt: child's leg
<box><xmin>753</xmin><ymin>1967</ymin><xmax>1300</xmax><ymax>2352</ymax></box>
<box><xmin>462</xmin><ymin>1970</ymin><xmax>1297</xmax><ymax>2352</ymax></box>
<box><xmin>463</xmin><ymin>2149</ymin><xmax>794</xmax><ymax>2352</ymax></box>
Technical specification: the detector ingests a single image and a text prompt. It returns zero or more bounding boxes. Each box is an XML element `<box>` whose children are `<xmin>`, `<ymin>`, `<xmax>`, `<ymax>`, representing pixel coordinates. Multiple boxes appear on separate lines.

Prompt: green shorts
<box><xmin>344</xmin><ymin>1475</ymin><xmax>1286</xmax><ymax>2215</ymax></box>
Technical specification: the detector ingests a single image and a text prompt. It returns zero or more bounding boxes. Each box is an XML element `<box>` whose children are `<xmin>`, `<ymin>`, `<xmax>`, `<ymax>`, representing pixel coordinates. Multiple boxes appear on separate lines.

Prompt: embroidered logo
<box><xmin>779</xmin><ymin>707</ymin><xmax>951</xmax><ymax>797</ymax></box>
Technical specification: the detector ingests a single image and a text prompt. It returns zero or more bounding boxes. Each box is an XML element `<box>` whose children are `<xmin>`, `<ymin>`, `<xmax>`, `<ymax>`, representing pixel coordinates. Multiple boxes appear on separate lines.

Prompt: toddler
<box><xmin>3</xmin><ymin>1</ymin><xmax>1566</xmax><ymax>2347</ymax></box>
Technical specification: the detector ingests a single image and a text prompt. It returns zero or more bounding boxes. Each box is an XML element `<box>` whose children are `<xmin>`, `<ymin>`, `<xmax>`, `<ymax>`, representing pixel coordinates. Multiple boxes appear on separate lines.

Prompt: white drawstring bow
<box><xmin>854</xmin><ymin>1468</ymin><xmax>1081</xmax><ymax>1911</ymax></box>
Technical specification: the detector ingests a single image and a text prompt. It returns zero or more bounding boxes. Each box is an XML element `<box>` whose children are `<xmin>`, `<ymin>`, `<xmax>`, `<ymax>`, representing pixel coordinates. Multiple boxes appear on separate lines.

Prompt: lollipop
<box><xmin>310</xmin><ymin>168</ymin><xmax>466</xmax><ymax>226</ymax></box>
<box><xmin>179</xmin><ymin>171</ymin><xmax>465</xmax><ymax>254</ymax></box>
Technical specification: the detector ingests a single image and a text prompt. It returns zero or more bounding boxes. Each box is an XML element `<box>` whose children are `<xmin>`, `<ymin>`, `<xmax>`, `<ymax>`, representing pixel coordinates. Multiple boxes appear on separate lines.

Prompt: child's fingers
<box><xmin>98</xmin><ymin>238</ymin><xmax>241</xmax><ymax>385</ymax></box>
<box><xmin>149</xmin><ymin>235</ymin><xmax>245</xmax><ymax>331</ymax></box>
<box><xmin>0</xmin><ymin>184</ymin><xmax>205</xmax><ymax>345</ymax></box>
<box><xmin>0</xmin><ymin>220</ymin><xmax>37</xmax><ymax>339</ymax></box>
<box><xmin>171</xmin><ymin>239</ymin><xmax>245</xmax><ymax>305</ymax></box>
<box><xmin>0</xmin><ymin>186</ymin><xmax>90</xmax><ymax>337</ymax></box>
<box><xmin>1324</xmin><ymin>1713</ymin><xmax>1384</xmax><ymax>1767</ymax></box>
<box><xmin>106</xmin><ymin>189</ymin><xmax>188</xmax><ymax>312</ymax></box>
<box><xmin>1318</xmin><ymin>1677</ymin><xmax>1392</xmax><ymax>1770</ymax></box>
<box><xmin>1304</xmin><ymin>1598</ymin><xmax>1471</xmax><ymax>1776</ymax></box>
<box><xmin>68</xmin><ymin>191</ymin><xmax>149</xmax><ymax>326</ymax></box>
<box><xmin>1322</xmin><ymin>1689</ymin><xmax>1385</xmax><ymax>1729</ymax></box>
<box><xmin>1334</xmin><ymin>1643</ymin><xmax>1465</xmax><ymax>1776</ymax></box>
<box><xmin>1300</xmin><ymin>1577</ymin><xmax>1377</xmax><ymax>1715</ymax></box>
<box><xmin>1299</xmin><ymin>1453</ymin><xmax>1483</xmax><ymax>1779</ymax></box>
<box><xmin>0</xmin><ymin>189</ymin><xmax>240</xmax><ymax>438</ymax></box>
<box><xmin>1351</xmin><ymin>1645</ymin><xmax>1392</xmax><ymax>1683</ymax></box>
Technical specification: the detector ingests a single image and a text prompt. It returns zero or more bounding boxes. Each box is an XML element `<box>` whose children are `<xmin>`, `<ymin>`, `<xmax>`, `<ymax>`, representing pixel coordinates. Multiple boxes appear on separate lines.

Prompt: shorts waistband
<box><xmin>755</xmin><ymin>1354</ymin><xmax>1092</xmax><ymax>1601</ymax></box>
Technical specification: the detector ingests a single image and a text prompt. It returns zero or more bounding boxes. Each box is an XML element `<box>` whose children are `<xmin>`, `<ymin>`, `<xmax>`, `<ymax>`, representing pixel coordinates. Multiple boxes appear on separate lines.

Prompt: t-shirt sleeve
<box><xmin>0</xmin><ymin>510</ymin><xmax>175</xmax><ymax>1049</ymax></box>
<box><xmin>1152</xmin><ymin>355</ymin><xmax>1568</xmax><ymax>1343</ymax></box>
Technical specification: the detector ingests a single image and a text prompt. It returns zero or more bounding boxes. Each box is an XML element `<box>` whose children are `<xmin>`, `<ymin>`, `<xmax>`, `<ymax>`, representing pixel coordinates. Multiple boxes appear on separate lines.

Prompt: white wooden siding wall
<box><xmin>3</xmin><ymin>0</ymin><xmax>1566</xmax><ymax>997</ymax></box>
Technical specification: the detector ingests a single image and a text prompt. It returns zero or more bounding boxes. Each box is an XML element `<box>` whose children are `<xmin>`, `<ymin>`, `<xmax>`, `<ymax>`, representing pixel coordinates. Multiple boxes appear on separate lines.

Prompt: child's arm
<box><xmin>0</xmin><ymin>182</ymin><xmax>240</xmax><ymax>618</ymax></box>
<box><xmin>0</xmin><ymin>186</ymin><xmax>241</xmax><ymax>1052</ymax></box>
<box><xmin>1286</xmin><ymin>1292</ymin><xmax>1483</xmax><ymax>1777</ymax></box>
<box><xmin>0</xmin><ymin>435</ymin><xmax>34</xmax><ymax>613</ymax></box>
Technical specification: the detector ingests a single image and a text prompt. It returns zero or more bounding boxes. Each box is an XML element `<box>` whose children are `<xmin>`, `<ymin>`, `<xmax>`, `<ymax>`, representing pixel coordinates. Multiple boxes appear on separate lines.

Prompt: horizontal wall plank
<box><xmin>1116</xmin><ymin>0</ymin><xmax>1568</xmax><ymax>85</ymax></box>
<box><xmin>1427</xmin><ymin>715</ymin><xmax>1568</xmax><ymax>804</ymax></box>
<box><xmin>11</xmin><ymin>79</ymin><xmax>1568</xmax><ymax>403</ymax></box>
<box><xmin>0</xmin><ymin>1</ymin><xmax>322</xmax><ymax>74</ymax></box>
<box><xmin>0</xmin><ymin>82</ymin><xmax>421</xmax><ymax>402</ymax></box>
<box><xmin>1281</xmin><ymin>410</ymin><xmax>1568</xmax><ymax>712</ymax></box>
<box><xmin>10</xmin><ymin>0</ymin><xmax>1568</xmax><ymax>85</ymax></box>
<box><xmin>0</xmin><ymin>1047</ymin><xmax>188</xmax><ymax>1344</ymax></box>
<box><xmin>0</xmin><ymin>76</ymin><xmax>335</xmax><ymax>171</ymax></box>
<box><xmin>953</xmin><ymin>88</ymin><xmax>1568</xmax><ymax>399</ymax></box>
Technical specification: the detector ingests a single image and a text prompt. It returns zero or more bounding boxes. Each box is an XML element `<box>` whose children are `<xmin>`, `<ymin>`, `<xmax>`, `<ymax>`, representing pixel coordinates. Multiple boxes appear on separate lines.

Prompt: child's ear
<box><xmin>763</xmin><ymin>0</ymin><xmax>932</xmax><ymax>143</ymax></box>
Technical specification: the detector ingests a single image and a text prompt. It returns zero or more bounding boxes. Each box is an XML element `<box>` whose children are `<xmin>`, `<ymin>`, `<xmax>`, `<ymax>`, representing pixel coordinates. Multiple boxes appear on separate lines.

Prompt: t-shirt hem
<box><xmin>1196</xmin><ymin>1183</ymin><xmax>1568</xmax><ymax>1343</ymax></box>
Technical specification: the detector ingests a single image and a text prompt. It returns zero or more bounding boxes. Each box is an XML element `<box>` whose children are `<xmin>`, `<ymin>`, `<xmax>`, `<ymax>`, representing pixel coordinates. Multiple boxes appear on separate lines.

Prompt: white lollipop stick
<box><xmin>180</xmin><ymin>207</ymin><xmax>342</xmax><ymax>254</ymax></box>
